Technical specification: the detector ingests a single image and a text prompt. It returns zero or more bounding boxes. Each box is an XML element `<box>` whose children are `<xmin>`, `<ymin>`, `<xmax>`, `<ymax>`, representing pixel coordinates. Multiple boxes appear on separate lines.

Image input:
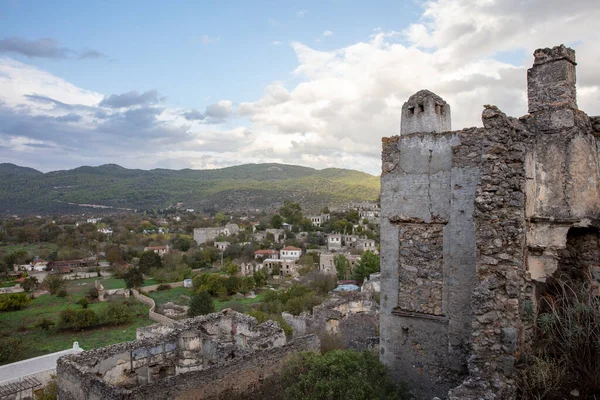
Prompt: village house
<box><xmin>319</xmin><ymin>253</ymin><xmax>361</xmax><ymax>275</ymax></box>
<box><xmin>305</xmin><ymin>213</ymin><xmax>331</xmax><ymax>227</ymax></box>
<box><xmin>143</xmin><ymin>245</ymin><xmax>171</xmax><ymax>256</ymax></box>
<box><xmin>253</xmin><ymin>249</ymin><xmax>279</xmax><ymax>260</ymax></box>
<box><xmin>97</xmin><ymin>227</ymin><xmax>113</xmax><ymax>235</ymax></box>
<box><xmin>265</xmin><ymin>228</ymin><xmax>286</xmax><ymax>244</ymax></box>
<box><xmin>352</xmin><ymin>238</ymin><xmax>378</xmax><ymax>253</ymax></box>
<box><xmin>214</xmin><ymin>241</ymin><xmax>230</xmax><ymax>252</ymax></box>
<box><xmin>327</xmin><ymin>234</ymin><xmax>342</xmax><ymax>250</ymax></box>
<box><xmin>280</xmin><ymin>246</ymin><xmax>301</xmax><ymax>261</ymax></box>
<box><xmin>193</xmin><ymin>224</ymin><xmax>240</xmax><ymax>245</ymax></box>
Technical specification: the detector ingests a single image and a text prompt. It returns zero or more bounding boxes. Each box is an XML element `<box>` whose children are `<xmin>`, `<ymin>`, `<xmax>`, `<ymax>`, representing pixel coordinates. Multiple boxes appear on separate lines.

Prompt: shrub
<box><xmin>529</xmin><ymin>276</ymin><xmax>600</xmax><ymax>397</ymax></box>
<box><xmin>35</xmin><ymin>318</ymin><xmax>56</xmax><ymax>331</ymax></box>
<box><xmin>99</xmin><ymin>302</ymin><xmax>135</xmax><ymax>325</ymax></box>
<box><xmin>56</xmin><ymin>288</ymin><xmax>68</xmax><ymax>298</ymax></box>
<box><xmin>76</xmin><ymin>298</ymin><xmax>89</xmax><ymax>308</ymax></box>
<box><xmin>58</xmin><ymin>308</ymin><xmax>99</xmax><ymax>331</ymax></box>
<box><xmin>123</xmin><ymin>267</ymin><xmax>144</xmax><ymax>289</ymax></box>
<box><xmin>275</xmin><ymin>350</ymin><xmax>407</xmax><ymax>400</ymax></box>
<box><xmin>44</xmin><ymin>274</ymin><xmax>66</xmax><ymax>295</ymax></box>
<box><xmin>188</xmin><ymin>291</ymin><xmax>215</xmax><ymax>317</ymax></box>
<box><xmin>0</xmin><ymin>292</ymin><xmax>31</xmax><ymax>311</ymax></box>
<box><xmin>0</xmin><ymin>336</ymin><xmax>24</xmax><ymax>364</ymax></box>
<box><xmin>156</xmin><ymin>283</ymin><xmax>171</xmax><ymax>291</ymax></box>
<box><xmin>86</xmin><ymin>287</ymin><xmax>99</xmax><ymax>300</ymax></box>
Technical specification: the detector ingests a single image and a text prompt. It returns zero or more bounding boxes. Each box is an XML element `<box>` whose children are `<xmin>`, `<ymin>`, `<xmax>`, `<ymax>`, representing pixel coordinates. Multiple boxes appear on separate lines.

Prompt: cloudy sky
<box><xmin>0</xmin><ymin>0</ymin><xmax>599</xmax><ymax>175</ymax></box>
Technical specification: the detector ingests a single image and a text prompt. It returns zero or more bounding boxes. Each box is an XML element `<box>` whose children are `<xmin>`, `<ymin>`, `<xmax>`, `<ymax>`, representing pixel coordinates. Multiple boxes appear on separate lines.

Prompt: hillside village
<box><xmin>0</xmin><ymin>199</ymin><xmax>384</xmax><ymax>398</ymax></box>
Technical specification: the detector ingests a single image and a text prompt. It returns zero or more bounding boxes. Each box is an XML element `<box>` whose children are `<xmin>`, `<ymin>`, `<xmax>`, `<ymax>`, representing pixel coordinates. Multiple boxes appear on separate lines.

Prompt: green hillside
<box><xmin>0</xmin><ymin>163</ymin><xmax>380</xmax><ymax>214</ymax></box>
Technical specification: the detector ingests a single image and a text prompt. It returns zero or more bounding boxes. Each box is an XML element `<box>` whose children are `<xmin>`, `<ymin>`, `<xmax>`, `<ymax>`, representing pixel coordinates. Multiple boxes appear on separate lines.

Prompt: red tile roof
<box><xmin>281</xmin><ymin>246</ymin><xmax>301</xmax><ymax>251</ymax></box>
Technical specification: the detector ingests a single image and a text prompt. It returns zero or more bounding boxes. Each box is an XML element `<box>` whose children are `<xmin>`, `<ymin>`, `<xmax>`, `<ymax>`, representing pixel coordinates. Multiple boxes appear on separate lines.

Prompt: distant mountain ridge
<box><xmin>0</xmin><ymin>163</ymin><xmax>380</xmax><ymax>214</ymax></box>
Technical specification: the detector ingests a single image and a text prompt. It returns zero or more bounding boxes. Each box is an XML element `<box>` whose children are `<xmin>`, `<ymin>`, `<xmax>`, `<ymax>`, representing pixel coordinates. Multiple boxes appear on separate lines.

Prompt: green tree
<box><xmin>123</xmin><ymin>267</ymin><xmax>144</xmax><ymax>289</ymax></box>
<box><xmin>353</xmin><ymin>251</ymin><xmax>380</xmax><ymax>281</ymax></box>
<box><xmin>21</xmin><ymin>276</ymin><xmax>39</xmax><ymax>293</ymax></box>
<box><xmin>188</xmin><ymin>291</ymin><xmax>215</xmax><ymax>317</ymax></box>
<box><xmin>334</xmin><ymin>255</ymin><xmax>351</xmax><ymax>280</ymax></box>
<box><xmin>214</xmin><ymin>212</ymin><xmax>227</xmax><ymax>226</ymax></box>
<box><xmin>321</xmin><ymin>206</ymin><xmax>330</xmax><ymax>214</ymax></box>
<box><xmin>271</xmin><ymin>214</ymin><xmax>284</xmax><ymax>229</ymax></box>
<box><xmin>253</xmin><ymin>269</ymin><xmax>268</xmax><ymax>287</ymax></box>
<box><xmin>139</xmin><ymin>251</ymin><xmax>163</xmax><ymax>274</ymax></box>
<box><xmin>44</xmin><ymin>274</ymin><xmax>66</xmax><ymax>295</ymax></box>
<box><xmin>280</xmin><ymin>200</ymin><xmax>303</xmax><ymax>225</ymax></box>
<box><xmin>346</xmin><ymin>209</ymin><xmax>360</xmax><ymax>223</ymax></box>
<box><xmin>173</xmin><ymin>237</ymin><xmax>191</xmax><ymax>252</ymax></box>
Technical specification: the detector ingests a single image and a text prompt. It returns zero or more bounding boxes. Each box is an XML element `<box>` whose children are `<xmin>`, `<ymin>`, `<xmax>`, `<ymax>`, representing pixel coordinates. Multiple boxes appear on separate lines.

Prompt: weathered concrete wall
<box><xmin>380</xmin><ymin>125</ymin><xmax>480</xmax><ymax>398</ymax></box>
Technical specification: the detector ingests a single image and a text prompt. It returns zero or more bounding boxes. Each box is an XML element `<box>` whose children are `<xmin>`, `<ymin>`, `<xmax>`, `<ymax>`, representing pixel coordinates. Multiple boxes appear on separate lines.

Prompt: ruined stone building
<box><xmin>380</xmin><ymin>45</ymin><xmax>600</xmax><ymax>399</ymax></box>
<box><xmin>57</xmin><ymin>310</ymin><xmax>318</xmax><ymax>400</ymax></box>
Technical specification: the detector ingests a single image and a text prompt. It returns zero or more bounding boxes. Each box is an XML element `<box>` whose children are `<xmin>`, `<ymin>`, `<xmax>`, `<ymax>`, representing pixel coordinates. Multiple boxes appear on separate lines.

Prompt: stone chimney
<box><xmin>527</xmin><ymin>45</ymin><xmax>578</xmax><ymax>130</ymax></box>
<box><xmin>400</xmin><ymin>90</ymin><xmax>451</xmax><ymax>135</ymax></box>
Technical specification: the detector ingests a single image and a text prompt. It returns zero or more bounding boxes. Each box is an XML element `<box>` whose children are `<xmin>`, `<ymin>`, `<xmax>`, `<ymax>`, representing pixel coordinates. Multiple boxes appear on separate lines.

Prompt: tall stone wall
<box><xmin>380</xmin><ymin>45</ymin><xmax>600</xmax><ymax>399</ymax></box>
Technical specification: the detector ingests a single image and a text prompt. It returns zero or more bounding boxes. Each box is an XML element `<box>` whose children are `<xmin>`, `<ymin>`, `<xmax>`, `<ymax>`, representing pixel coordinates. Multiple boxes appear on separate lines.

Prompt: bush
<box><xmin>0</xmin><ymin>336</ymin><xmax>24</xmax><ymax>364</ymax></box>
<box><xmin>35</xmin><ymin>318</ymin><xmax>55</xmax><ymax>331</ymax></box>
<box><xmin>57</xmin><ymin>288</ymin><xmax>68</xmax><ymax>298</ymax></box>
<box><xmin>526</xmin><ymin>276</ymin><xmax>600</xmax><ymax>398</ymax></box>
<box><xmin>156</xmin><ymin>283</ymin><xmax>171</xmax><ymax>291</ymax></box>
<box><xmin>58</xmin><ymin>308</ymin><xmax>99</xmax><ymax>331</ymax></box>
<box><xmin>270</xmin><ymin>350</ymin><xmax>408</xmax><ymax>400</ymax></box>
<box><xmin>76</xmin><ymin>298</ymin><xmax>89</xmax><ymax>308</ymax></box>
<box><xmin>44</xmin><ymin>274</ymin><xmax>66</xmax><ymax>295</ymax></box>
<box><xmin>99</xmin><ymin>302</ymin><xmax>135</xmax><ymax>325</ymax></box>
<box><xmin>0</xmin><ymin>292</ymin><xmax>31</xmax><ymax>311</ymax></box>
<box><xmin>188</xmin><ymin>291</ymin><xmax>215</xmax><ymax>317</ymax></box>
<box><xmin>86</xmin><ymin>287</ymin><xmax>99</xmax><ymax>300</ymax></box>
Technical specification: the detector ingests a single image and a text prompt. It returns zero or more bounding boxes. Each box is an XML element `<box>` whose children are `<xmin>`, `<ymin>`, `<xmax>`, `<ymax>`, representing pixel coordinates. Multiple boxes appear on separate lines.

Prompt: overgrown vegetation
<box><xmin>0</xmin><ymin>292</ymin><xmax>31</xmax><ymax>311</ymax></box>
<box><xmin>244</xmin><ymin>350</ymin><xmax>409</xmax><ymax>400</ymax></box>
<box><xmin>519</xmin><ymin>275</ymin><xmax>600</xmax><ymax>399</ymax></box>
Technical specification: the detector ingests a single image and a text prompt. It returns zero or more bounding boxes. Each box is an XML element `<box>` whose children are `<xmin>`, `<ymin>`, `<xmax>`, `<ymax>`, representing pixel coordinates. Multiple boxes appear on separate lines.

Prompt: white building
<box><xmin>280</xmin><ymin>246</ymin><xmax>301</xmax><ymax>260</ymax></box>
<box><xmin>214</xmin><ymin>241</ymin><xmax>230</xmax><ymax>251</ymax></box>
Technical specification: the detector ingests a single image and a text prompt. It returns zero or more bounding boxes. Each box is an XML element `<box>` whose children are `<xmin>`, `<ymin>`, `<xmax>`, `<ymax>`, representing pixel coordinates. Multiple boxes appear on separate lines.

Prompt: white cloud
<box><xmin>272</xmin><ymin>41</ymin><xmax>282</xmax><ymax>45</ymax></box>
<box><xmin>296</xmin><ymin>10</ymin><xmax>307</xmax><ymax>18</ymax></box>
<box><xmin>1</xmin><ymin>0</ymin><xmax>600</xmax><ymax>175</ymax></box>
<box><xmin>323</xmin><ymin>30</ymin><xmax>333</xmax><ymax>37</ymax></box>
<box><xmin>201</xmin><ymin>35</ymin><xmax>220</xmax><ymax>45</ymax></box>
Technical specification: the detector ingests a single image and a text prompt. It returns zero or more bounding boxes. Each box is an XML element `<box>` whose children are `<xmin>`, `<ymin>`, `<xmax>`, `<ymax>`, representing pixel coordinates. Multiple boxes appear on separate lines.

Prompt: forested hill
<box><xmin>0</xmin><ymin>163</ymin><xmax>380</xmax><ymax>214</ymax></box>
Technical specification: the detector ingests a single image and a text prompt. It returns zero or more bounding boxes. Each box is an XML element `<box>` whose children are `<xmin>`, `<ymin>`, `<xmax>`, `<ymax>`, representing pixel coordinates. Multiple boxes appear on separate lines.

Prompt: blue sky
<box><xmin>0</xmin><ymin>0</ymin><xmax>598</xmax><ymax>174</ymax></box>
<box><xmin>0</xmin><ymin>0</ymin><xmax>420</xmax><ymax>109</ymax></box>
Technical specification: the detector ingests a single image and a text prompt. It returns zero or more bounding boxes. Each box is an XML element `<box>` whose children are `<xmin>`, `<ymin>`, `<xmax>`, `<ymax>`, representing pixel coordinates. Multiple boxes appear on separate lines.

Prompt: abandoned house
<box><xmin>380</xmin><ymin>45</ymin><xmax>600</xmax><ymax>399</ymax></box>
<box><xmin>57</xmin><ymin>310</ymin><xmax>319</xmax><ymax>400</ymax></box>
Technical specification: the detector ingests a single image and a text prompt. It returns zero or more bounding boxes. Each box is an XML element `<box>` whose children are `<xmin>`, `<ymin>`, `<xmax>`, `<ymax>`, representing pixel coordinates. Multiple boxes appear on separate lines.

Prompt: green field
<box><xmin>0</xmin><ymin>277</ymin><xmax>155</xmax><ymax>365</ymax></box>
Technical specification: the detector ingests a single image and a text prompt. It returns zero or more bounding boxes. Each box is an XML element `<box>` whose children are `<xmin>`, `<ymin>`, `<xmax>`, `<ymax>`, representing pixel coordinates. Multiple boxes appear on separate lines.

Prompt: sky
<box><xmin>0</xmin><ymin>0</ymin><xmax>599</xmax><ymax>175</ymax></box>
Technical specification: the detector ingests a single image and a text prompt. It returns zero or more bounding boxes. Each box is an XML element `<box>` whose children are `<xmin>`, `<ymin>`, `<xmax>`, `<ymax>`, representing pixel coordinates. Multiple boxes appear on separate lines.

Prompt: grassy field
<box><xmin>65</xmin><ymin>276</ymin><xmax>160</xmax><ymax>292</ymax></box>
<box><xmin>0</xmin><ymin>276</ymin><xmax>155</xmax><ymax>365</ymax></box>
<box><xmin>147</xmin><ymin>286</ymin><xmax>267</xmax><ymax>313</ymax></box>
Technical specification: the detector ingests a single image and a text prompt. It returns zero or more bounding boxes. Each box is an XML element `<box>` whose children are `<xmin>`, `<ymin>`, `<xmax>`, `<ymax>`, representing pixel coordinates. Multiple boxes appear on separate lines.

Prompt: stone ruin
<box><xmin>57</xmin><ymin>309</ymin><xmax>319</xmax><ymax>400</ymax></box>
<box><xmin>380</xmin><ymin>45</ymin><xmax>600</xmax><ymax>399</ymax></box>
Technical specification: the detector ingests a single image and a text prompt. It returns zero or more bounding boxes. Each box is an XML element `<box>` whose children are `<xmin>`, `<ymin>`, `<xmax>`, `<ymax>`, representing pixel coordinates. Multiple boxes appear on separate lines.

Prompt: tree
<box><xmin>321</xmin><ymin>206</ymin><xmax>330</xmax><ymax>214</ymax></box>
<box><xmin>214</xmin><ymin>212</ymin><xmax>227</xmax><ymax>226</ymax></box>
<box><xmin>279</xmin><ymin>200</ymin><xmax>303</xmax><ymax>225</ymax></box>
<box><xmin>346</xmin><ymin>209</ymin><xmax>360</xmax><ymax>223</ymax></box>
<box><xmin>334</xmin><ymin>255</ymin><xmax>351</xmax><ymax>280</ymax></box>
<box><xmin>44</xmin><ymin>274</ymin><xmax>66</xmax><ymax>295</ymax></box>
<box><xmin>173</xmin><ymin>237</ymin><xmax>191</xmax><ymax>252</ymax></box>
<box><xmin>271</xmin><ymin>214</ymin><xmax>284</xmax><ymax>229</ymax></box>
<box><xmin>353</xmin><ymin>251</ymin><xmax>380</xmax><ymax>281</ymax></box>
<box><xmin>106</xmin><ymin>245</ymin><xmax>124</xmax><ymax>265</ymax></box>
<box><xmin>139</xmin><ymin>251</ymin><xmax>163</xmax><ymax>274</ymax></box>
<box><xmin>123</xmin><ymin>267</ymin><xmax>144</xmax><ymax>289</ymax></box>
<box><xmin>253</xmin><ymin>269</ymin><xmax>268</xmax><ymax>287</ymax></box>
<box><xmin>188</xmin><ymin>291</ymin><xmax>215</xmax><ymax>317</ymax></box>
<box><xmin>21</xmin><ymin>276</ymin><xmax>39</xmax><ymax>294</ymax></box>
